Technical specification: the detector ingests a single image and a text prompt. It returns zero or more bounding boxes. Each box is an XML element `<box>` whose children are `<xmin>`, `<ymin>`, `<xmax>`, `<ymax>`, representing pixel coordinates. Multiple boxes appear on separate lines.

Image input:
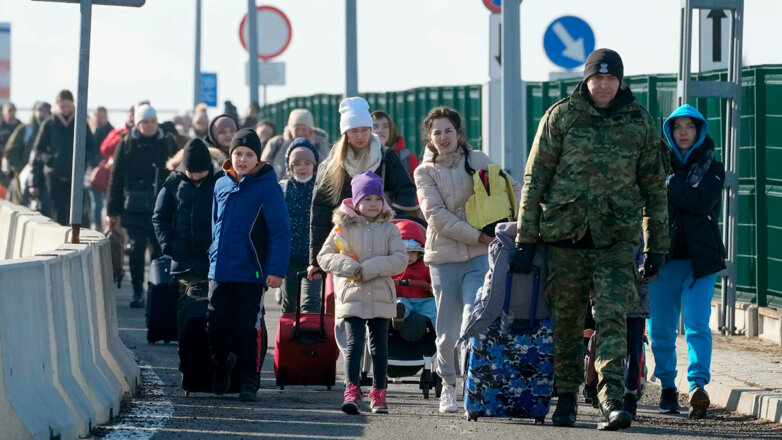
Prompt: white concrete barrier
<box><xmin>0</xmin><ymin>202</ymin><xmax>140</xmax><ymax>440</ymax></box>
<box><xmin>0</xmin><ymin>257</ymin><xmax>82</xmax><ymax>440</ymax></box>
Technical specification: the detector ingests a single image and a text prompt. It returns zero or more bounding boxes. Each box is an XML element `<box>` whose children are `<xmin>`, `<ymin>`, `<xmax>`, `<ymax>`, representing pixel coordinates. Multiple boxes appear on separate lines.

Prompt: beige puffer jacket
<box><xmin>317</xmin><ymin>200</ymin><xmax>408</xmax><ymax>319</ymax></box>
<box><xmin>414</xmin><ymin>147</ymin><xmax>522</xmax><ymax>265</ymax></box>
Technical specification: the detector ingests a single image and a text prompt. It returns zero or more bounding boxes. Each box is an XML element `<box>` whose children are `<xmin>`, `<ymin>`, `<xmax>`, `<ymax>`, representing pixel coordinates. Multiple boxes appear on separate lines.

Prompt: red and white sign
<box><xmin>239</xmin><ymin>6</ymin><xmax>292</xmax><ymax>61</ymax></box>
<box><xmin>483</xmin><ymin>0</ymin><xmax>502</xmax><ymax>13</ymax></box>
<box><xmin>0</xmin><ymin>23</ymin><xmax>10</xmax><ymax>102</ymax></box>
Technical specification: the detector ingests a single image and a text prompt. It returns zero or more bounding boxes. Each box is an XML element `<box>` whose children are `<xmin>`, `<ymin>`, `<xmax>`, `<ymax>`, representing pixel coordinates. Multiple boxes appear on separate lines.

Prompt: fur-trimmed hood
<box><xmin>332</xmin><ymin>198</ymin><xmax>395</xmax><ymax>227</ymax></box>
<box><xmin>166</xmin><ymin>146</ymin><xmax>226</xmax><ymax>172</ymax></box>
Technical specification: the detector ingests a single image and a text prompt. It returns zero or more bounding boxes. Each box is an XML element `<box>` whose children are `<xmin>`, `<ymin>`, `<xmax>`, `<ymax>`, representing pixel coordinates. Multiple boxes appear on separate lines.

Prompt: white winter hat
<box><xmin>135</xmin><ymin>103</ymin><xmax>157</xmax><ymax>122</ymax></box>
<box><xmin>339</xmin><ymin>97</ymin><xmax>373</xmax><ymax>134</ymax></box>
<box><xmin>287</xmin><ymin>108</ymin><xmax>314</xmax><ymax>130</ymax></box>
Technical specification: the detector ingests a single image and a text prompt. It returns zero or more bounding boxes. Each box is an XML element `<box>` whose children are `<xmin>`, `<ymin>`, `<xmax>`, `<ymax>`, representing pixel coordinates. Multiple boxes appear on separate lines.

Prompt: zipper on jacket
<box><xmin>248</xmin><ymin>204</ymin><xmax>265</xmax><ymax>278</ymax></box>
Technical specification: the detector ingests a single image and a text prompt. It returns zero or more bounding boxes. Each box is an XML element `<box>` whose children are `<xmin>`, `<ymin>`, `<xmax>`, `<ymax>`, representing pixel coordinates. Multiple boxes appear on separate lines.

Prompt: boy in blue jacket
<box><xmin>208</xmin><ymin>128</ymin><xmax>290</xmax><ymax>401</ymax></box>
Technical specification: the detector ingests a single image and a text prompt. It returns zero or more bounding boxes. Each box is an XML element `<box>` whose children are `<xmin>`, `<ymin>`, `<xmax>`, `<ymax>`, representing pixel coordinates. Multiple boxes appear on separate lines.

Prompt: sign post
<box><xmin>31</xmin><ymin>0</ymin><xmax>146</xmax><ymax>244</ymax></box>
<box><xmin>501</xmin><ymin>0</ymin><xmax>523</xmax><ymax>179</ymax></box>
<box><xmin>200</xmin><ymin>72</ymin><xmax>218</xmax><ymax>107</ymax></box>
<box><xmin>345</xmin><ymin>0</ymin><xmax>358</xmax><ymax>98</ymax></box>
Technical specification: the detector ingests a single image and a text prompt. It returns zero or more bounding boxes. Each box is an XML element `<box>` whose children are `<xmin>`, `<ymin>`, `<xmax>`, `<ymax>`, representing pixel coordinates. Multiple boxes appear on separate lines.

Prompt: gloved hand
<box><xmin>509</xmin><ymin>243</ymin><xmax>536</xmax><ymax>274</ymax></box>
<box><xmin>639</xmin><ymin>252</ymin><xmax>665</xmax><ymax>281</ymax></box>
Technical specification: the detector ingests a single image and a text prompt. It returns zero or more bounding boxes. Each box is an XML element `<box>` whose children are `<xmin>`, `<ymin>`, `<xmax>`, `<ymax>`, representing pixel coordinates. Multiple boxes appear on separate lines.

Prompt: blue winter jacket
<box><xmin>209</xmin><ymin>161</ymin><xmax>291</xmax><ymax>284</ymax></box>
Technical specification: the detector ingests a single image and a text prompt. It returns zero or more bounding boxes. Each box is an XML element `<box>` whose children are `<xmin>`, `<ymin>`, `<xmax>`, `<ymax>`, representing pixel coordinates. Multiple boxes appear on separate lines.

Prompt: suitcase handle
<box><xmin>295</xmin><ymin>270</ymin><xmax>327</xmax><ymax>340</ymax></box>
<box><xmin>504</xmin><ymin>267</ymin><xmax>541</xmax><ymax>330</ymax></box>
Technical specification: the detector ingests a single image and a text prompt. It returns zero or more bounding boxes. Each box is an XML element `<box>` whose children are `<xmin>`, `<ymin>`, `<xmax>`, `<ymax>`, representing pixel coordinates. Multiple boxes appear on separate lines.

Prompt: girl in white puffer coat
<box><xmin>317</xmin><ymin>170</ymin><xmax>407</xmax><ymax>416</ymax></box>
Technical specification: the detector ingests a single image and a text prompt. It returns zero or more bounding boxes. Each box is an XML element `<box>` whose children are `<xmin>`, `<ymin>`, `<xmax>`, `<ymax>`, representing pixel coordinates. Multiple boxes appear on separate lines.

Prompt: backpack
<box><xmin>460</xmin><ymin>222</ymin><xmax>549</xmax><ymax>342</ymax></box>
<box><xmin>465</xmin><ymin>164</ymin><xmax>517</xmax><ymax>237</ymax></box>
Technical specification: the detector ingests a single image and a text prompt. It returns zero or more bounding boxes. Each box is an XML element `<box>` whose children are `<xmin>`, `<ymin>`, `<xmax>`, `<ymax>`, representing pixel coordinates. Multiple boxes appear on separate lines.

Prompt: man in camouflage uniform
<box><xmin>509</xmin><ymin>49</ymin><xmax>669</xmax><ymax>430</ymax></box>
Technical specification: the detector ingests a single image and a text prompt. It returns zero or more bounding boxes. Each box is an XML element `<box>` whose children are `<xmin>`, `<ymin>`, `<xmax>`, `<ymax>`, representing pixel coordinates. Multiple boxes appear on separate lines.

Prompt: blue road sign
<box><xmin>543</xmin><ymin>16</ymin><xmax>595</xmax><ymax>69</ymax></box>
<box><xmin>200</xmin><ymin>72</ymin><xmax>217</xmax><ymax>107</ymax></box>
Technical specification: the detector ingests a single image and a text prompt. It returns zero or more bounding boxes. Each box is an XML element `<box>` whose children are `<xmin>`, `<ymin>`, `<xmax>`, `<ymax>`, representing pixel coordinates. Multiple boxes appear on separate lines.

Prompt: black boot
<box><xmin>623</xmin><ymin>393</ymin><xmax>638</xmax><ymax>419</ymax></box>
<box><xmin>129</xmin><ymin>284</ymin><xmax>145</xmax><ymax>308</ymax></box>
<box><xmin>659</xmin><ymin>387</ymin><xmax>681</xmax><ymax>414</ymax></box>
<box><xmin>212</xmin><ymin>352</ymin><xmax>237</xmax><ymax>395</ymax></box>
<box><xmin>599</xmin><ymin>399</ymin><xmax>633</xmax><ymax>430</ymax></box>
<box><xmin>552</xmin><ymin>392</ymin><xmax>578</xmax><ymax>427</ymax></box>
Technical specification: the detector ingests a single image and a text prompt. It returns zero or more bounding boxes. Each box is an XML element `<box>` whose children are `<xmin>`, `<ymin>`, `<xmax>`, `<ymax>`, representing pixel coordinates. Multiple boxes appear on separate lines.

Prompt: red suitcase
<box><xmin>274</xmin><ymin>271</ymin><xmax>339</xmax><ymax>390</ymax></box>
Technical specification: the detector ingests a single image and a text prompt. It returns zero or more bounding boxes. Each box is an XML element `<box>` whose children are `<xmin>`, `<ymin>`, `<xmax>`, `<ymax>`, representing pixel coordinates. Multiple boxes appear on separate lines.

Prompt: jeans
<box><xmin>344</xmin><ymin>316</ymin><xmax>389</xmax><ymax>389</ymax></box>
<box><xmin>88</xmin><ymin>188</ymin><xmax>105</xmax><ymax>230</ymax></box>
<box><xmin>398</xmin><ymin>297</ymin><xmax>437</xmax><ymax>324</ymax></box>
<box><xmin>430</xmin><ymin>255</ymin><xmax>489</xmax><ymax>386</ymax></box>
<box><xmin>647</xmin><ymin>259</ymin><xmax>715</xmax><ymax>391</ymax></box>
<box><xmin>207</xmin><ymin>280</ymin><xmax>264</xmax><ymax>386</ymax></box>
<box><xmin>281</xmin><ymin>261</ymin><xmax>322</xmax><ymax>314</ymax></box>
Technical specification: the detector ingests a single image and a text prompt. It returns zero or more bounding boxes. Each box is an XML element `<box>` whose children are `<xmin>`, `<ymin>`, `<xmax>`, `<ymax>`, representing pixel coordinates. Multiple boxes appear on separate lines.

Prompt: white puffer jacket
<box><xmin>317</xmin><ymin>199</ymin><xmax>407</xmax><ymax>319</ymax></box>
<box><xmin>414</xmin><ymin>147</ymin><xmax>521</xmax><ymax>265</ymax></box>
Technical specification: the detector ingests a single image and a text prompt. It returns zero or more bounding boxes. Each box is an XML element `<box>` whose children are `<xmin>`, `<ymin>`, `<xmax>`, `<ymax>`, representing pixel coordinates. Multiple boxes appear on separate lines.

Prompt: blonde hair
<box><xmin>318</xmin><ymin>133</ymin><xmax>371</xmax><ymax>206</ymax></box>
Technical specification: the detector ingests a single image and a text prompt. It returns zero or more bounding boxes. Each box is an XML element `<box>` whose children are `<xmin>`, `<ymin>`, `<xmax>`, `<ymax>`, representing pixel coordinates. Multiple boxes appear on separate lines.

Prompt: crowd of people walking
<box><xmin>0</xmin><ymin>47</ymin><xmax>726</xmax><ymax>429</ymax></box>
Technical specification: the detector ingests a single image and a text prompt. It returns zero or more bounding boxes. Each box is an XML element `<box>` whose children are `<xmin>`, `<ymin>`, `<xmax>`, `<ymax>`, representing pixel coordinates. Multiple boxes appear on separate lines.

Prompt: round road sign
<box><xmin>483</xmin><ymin>0</ymin><xmax>502</xmax><ymax>13</ymax></box>
<box><xmin>239</xmin><ymin>5</ymin><xmax>292</xmax><ymax>61</ymax></box>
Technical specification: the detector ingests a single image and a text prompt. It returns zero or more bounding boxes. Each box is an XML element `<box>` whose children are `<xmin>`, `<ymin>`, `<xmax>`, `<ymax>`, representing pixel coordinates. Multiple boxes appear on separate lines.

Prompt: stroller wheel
<box><xmin>467</xmin><ymin>412</ymin><xmax>479</xmax><ymax>421</ymax></box>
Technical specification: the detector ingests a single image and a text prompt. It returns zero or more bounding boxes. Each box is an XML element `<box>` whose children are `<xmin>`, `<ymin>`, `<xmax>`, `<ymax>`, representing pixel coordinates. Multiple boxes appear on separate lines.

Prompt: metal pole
<box><xmin>69</xmin><ymin>0</ymin><xmax>92</xmax><ymax>243</ymax></box>
<box><xmin>501</xmin><ymin>0</ymin><xmax>522</xmax><ymax>179</ymax></box>
<box><xmin>345</xmin><ymin>0</ymin><xmax>358</xmax><ymax>97</ymax></box>
<box><xmin>193</xmin><ymin>0</ymin><xmax>201</xmax><ymax>108</ymax></box>
<box><xmin>247</xmin><ymin>0</ymin><xmax>259</xmax><ymax>105</ymax></box>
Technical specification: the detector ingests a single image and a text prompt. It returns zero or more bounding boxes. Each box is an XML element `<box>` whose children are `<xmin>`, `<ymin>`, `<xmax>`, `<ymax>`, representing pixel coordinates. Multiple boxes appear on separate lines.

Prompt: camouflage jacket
<box><xmin>516</xmin><ymin>84</ymin><xmax>669</xmax><ymax>253</ymax></box>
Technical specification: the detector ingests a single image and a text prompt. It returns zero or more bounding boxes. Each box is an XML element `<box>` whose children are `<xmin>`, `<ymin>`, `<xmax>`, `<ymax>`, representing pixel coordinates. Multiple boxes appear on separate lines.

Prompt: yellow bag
<box><xmin>465</xmin><ymin>164</ymin><xmax>517</xmax><ymax>236</ymax></box>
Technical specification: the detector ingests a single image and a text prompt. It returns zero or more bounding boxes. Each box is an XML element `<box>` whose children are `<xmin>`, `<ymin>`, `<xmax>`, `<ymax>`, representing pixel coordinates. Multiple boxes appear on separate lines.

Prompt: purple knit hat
<box><xmin>351</xmin><ymin>171</ymin><xmax>385</xmax><ymax>205</ymax></box>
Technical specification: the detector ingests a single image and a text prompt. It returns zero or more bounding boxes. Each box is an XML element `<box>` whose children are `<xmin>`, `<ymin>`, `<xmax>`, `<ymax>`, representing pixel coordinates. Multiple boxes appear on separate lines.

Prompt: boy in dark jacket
<box><xmin>279</xmin><ymin>137</ymin><xmax>321</xmax><ymax>314</ymax></box>
<box><xmin>152</xmin><ymin>138</ymin><xmax>219</xmax><ymax>341</ymax></box>
<box><xmin>208</xmin><ymin>128</ymin><xmax>290</xmax><ymax>402</ymax></box>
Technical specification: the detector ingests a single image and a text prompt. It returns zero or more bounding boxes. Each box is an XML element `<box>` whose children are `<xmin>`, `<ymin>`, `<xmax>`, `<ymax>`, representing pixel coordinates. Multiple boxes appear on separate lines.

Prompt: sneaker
<box><xmin>599</xmin><ymin>399</ymin><xmax>633</xmax><ymax>430</ymax></box>
<box><xmin>552</xmin><ymin>392</ymin><xmax>578</xmax><ymax>426</ymax></box>
<box><xmin>239</xmin><ymin>383</ymin><xmax>257</xmax><ymax>402</ymax></box>
<box><xmin>368</xmin><ymin>388</ymin><xmax>388</xmax><ymax>414</ymax></box>
<box><xmin>392</xmin><ymin>302</ymin><xmax>406</xmax><ymax>329</ymax></box>
<box><xmin>439</xmin><ymin>383</ymin><xmax>458</xmax><ymax>413</ymax></box>
<box><xmin>623</xmin><ymin>393</ymin><xmax>638</xmax><ymax>419</ymax></box>
<box><xmin>659</xmin><ymin>387</ymin><xmax>681</xmax><ymax>414</ymax></box>
<box><xmin>688</xmin><ymin>386</ymin><xmax>710</xmax><ymax>419</ymax></box>
<box><xmin>211</xmin><ymin>352</ymin><xmax>237</xmax><ymax>395</ymax></box>
<box><xmin>341</xmin><ymin>383</ymin><xmax>362</xmax><ymax>415</ymax></box>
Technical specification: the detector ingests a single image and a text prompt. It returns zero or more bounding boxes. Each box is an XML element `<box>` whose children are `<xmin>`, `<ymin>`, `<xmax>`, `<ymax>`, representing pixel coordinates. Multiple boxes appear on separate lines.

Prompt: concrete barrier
<box><xmin>0</xmin><ymin>202</ymin><xmax>140</xmax><ymax>440</ymax></box>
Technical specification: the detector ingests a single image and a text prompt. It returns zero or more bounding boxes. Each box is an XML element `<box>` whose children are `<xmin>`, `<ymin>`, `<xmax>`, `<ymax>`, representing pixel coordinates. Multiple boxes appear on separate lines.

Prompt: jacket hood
<box><xmin>332</xmin><ymin>198</ymin><xmax>395</xmax><ymax>226</ymax></box>
<box><xmin>663</xmin><ymin>104</ymin><xmax>708</xmax><ymax>165</ymax></box>
<box><xmin>284</xmin><ymin>137</ymin><xmax>320</xmax><ymax>169</ymax></box>
<box><xmin>166</xmin><ymin>146</ymin><xmax>226</xmax><ymax>171</ymax></box>
<box><xmin>221</xmin><ymin>159</ymin><xmax>274</xmax><ymax>183</ymax></box>
<box><xmin>205</xmin><ymin>114</ymin><xmax>239</xmax><ymax>149</ymax></box>
<box><xmin>392</xmin><ymin>135</ymin><xmax>406</xmax><ymax>153</ymax></box>
<box><xmin>392</xmin><ymin>219</ymin><xmax>426</xmax><ymax>246</ymax></box>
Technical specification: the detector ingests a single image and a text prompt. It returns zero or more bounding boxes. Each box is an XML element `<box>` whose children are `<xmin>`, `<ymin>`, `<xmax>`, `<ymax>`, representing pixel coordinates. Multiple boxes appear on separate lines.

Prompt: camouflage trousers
<box><xmin>546</xmin><ymin>242</ymin><xmax>637</xmax><ymax>403</ymax></box>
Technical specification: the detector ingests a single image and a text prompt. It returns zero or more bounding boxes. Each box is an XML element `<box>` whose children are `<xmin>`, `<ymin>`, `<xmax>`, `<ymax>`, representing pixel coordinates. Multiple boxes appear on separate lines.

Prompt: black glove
<box><xmin>509</xmin><ymin>243</ymin><xmax>536</xmax><ymax>274</ymax></box>
<box><xmin>639</xmin><ymin>252</ymin><xmax>665</xmax><ymax>281</ymax></box>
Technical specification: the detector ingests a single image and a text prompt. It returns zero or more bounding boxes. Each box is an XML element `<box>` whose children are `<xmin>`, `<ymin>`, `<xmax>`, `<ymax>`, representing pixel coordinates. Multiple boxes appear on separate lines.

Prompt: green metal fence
<box><xmin>261</xmin><ymin>85</ymin><xmax>483</xmax><ymax>158</ymax></box>
<box><xmin>262</xmin><ymin>65</ymin><xmax>782</xmax><ymax>308</ymax></box>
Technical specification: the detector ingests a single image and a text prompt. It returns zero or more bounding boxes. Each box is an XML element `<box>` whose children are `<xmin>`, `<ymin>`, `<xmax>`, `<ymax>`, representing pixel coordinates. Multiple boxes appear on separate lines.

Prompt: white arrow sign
<box><xmin>552</xmin><ymin>21</ymin><xmax>586</xmax><ymax>62</ymax></box>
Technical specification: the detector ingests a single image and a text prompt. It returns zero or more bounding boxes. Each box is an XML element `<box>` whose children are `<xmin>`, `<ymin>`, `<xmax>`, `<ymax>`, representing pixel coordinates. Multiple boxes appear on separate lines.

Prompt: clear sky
<box><xmin>1</xmin><ymin>0</ymin><xmax>780</xmax><ymax>123</ymax></box>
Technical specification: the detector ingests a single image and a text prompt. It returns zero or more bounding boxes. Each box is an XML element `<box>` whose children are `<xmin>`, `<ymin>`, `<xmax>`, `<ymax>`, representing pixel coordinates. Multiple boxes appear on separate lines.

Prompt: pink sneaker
<box><xmin>368</xmin><ymin>388</ymin><xmax>388</xmax><ymax>414</ymax></box>
<box><xmin>341</xmin><ymin>383</ymin><xmax>362</xmax><ymax>415</ymax></box>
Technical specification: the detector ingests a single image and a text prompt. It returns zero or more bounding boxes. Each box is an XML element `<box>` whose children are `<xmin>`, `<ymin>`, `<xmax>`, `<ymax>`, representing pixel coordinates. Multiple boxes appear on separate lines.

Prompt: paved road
<box><xmin>94</xmin><ymin>282</ymin><xmax>782</xmax><ymax>440</ymax></box>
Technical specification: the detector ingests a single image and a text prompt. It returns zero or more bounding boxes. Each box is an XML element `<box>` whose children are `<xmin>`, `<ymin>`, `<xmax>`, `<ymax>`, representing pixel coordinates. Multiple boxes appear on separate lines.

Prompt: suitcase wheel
<box><xmin>534</xmin><ymin>417</ymin><xmax>545</xmax><ymax>425</ymax></box>
<box><xmin>466</xmin><ymin>412</ymin><xmax>479</xmax><ymax>422</ymax></box>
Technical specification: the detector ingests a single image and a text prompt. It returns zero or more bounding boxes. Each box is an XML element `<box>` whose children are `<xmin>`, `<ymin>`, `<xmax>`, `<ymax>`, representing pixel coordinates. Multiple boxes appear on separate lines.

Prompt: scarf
<box><xmin>343</xmin><ymin>135</ymin><xmax>382</xmax><ymax>178</ymax></box>
<box><xmin>686</xmin><ymin>148</ymin><xmax>713</xmax><ymax>188</ymax></box>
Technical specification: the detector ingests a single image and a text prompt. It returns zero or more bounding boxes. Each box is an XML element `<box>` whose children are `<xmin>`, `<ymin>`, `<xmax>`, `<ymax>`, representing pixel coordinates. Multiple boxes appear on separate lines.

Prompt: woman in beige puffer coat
<box><xmin>317</xmin><ymin>170</ymin><xmax>407</xmax><ymax>415</ymax></box>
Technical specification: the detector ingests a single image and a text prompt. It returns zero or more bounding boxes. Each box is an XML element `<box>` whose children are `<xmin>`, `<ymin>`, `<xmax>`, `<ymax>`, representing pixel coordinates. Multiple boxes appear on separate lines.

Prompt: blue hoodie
<box><xmin>663</xmin><ymin>104</ymin><xmax>708</xmax><ymax>166</ymax></box>
<box><xmin>209</xmin><ymin>161</ymin><xmax>291</xmax><ymax>284</ymax></box>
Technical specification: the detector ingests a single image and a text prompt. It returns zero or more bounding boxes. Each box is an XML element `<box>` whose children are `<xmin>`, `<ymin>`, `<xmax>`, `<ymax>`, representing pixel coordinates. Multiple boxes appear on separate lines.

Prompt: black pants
<box><xmin>344</xmin><ymin>316</ymin><xmax>389</xmax><ymax>389</ymax></box>
<box><xmin>125</xmin><ymin>219</ymin><xmax>161</xmax><ymax>292</ymax></box>
<box><xmin>207</xmin><ymin>281</ymin><xmax>264</xmax><ymax>386</ymax></box>
<box><xmin>44</xmin><ymin>174</ymin><xmax>71</xmax><ymax>226</ymax></box>
<box><xmin>625</xmin><ymin>317</ymin><xmax>645</xmax><ymax>392</ymax></box>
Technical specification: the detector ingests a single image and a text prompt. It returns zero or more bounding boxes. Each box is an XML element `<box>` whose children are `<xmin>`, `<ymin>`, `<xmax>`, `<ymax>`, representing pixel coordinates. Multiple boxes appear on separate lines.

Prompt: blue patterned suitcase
<box><xmin>464</xmin><ymin>270</ymin><xmax>554</xmax><ymax>423</ymax></box>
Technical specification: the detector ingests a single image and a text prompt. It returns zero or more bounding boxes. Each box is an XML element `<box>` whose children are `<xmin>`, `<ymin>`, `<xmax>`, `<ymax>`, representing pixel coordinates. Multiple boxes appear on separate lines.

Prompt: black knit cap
<box><xmin>583</xmin><ymin>48</ymin><xmax>624</xmax><ymax>83</ymax></box>
<box><xmin>182</xmin><ymin>138</ymin><xmax>212</xmax><ymax>172</ymax></box>
<box><xmin>229</xmin><ymin>128</ymin><xmax>262</xmax><ymax>158</ymax></box>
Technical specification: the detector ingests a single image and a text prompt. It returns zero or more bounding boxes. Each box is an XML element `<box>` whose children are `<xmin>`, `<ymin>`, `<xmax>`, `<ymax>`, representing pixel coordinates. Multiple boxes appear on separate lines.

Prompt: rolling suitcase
<box><xmin>179</xmin><ymin>280</ymin><xmax>268</xmax><ymax>395</ymax></box>
<box><xmin>464</xmin><ymin>269</ymin><xmax>554</xmax><ymax>423</ymax></box>
<box><xmin>274</xmin><ymin>271</ymin><xmax>339</xmax><ymax>390</ymax></box>
<box><xmin>146</xmin><ymin>256</ymin><xmax>178</xmax><ymax>343</ymax></box>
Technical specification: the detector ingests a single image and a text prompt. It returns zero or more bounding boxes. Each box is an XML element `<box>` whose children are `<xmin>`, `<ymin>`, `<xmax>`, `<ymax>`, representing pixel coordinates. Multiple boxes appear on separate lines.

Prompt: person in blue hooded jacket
<box><xmin>208</xmin><ymin>128</ymin><xmax>290</xmax><ymax>402</ymax></box>
<box><xmin>647</xmin><ymin>104</ymin><xmax>726</xmax><ymax>419</ymax></box>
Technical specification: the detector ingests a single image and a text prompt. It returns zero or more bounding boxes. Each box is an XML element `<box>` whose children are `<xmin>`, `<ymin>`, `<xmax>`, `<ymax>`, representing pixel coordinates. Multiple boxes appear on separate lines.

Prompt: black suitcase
<box><xmin>146</xmin><ymin>256</ymin><xmax>178</xmax><ymax>344</ymax></box>
<box><xmin>178</xmin><ymin>280</ymin><xmax>268</xmax><ymax>395</ymax></box>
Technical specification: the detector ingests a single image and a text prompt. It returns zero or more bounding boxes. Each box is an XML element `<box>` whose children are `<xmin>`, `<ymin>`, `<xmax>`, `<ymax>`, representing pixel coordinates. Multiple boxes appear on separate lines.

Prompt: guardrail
<box><xmin>0</xmin><ymin>200</ymin><xmax>140</xmax><ymax>440</ymax></box>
